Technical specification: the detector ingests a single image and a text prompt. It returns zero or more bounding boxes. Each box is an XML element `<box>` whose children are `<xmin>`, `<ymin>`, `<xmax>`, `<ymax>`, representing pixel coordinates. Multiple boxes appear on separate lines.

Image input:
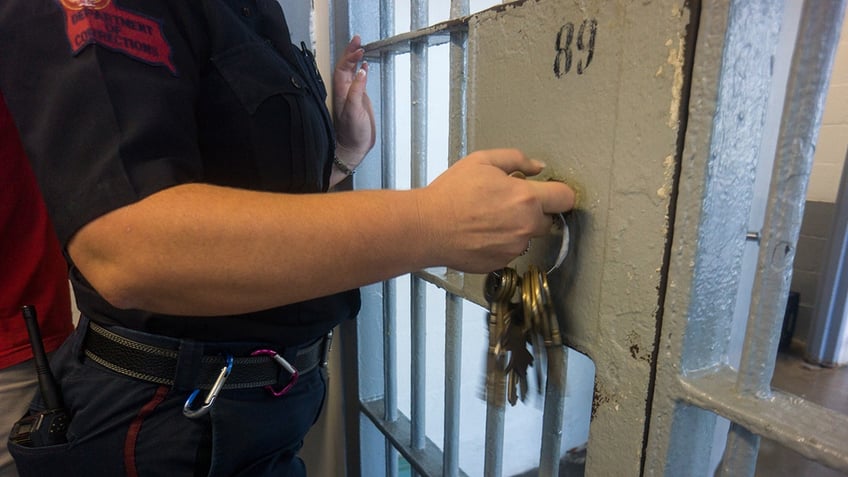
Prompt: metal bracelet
<box><xmin>333</xmin><ymin>155</ymin><xmax>356</xmax><ymax>176</ymax></box>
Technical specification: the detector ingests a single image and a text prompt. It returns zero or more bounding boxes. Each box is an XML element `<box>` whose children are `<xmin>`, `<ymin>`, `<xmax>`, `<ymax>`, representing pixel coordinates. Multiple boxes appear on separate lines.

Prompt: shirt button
<box><xmin>291</xmin><ymin>77</ymin><xmax>301</xmax><ymax>88</ymax></box>
<box><xmin>241</xmin><ymin>7</ymin><xmax>251</xmax><ymax>16</ymax></box>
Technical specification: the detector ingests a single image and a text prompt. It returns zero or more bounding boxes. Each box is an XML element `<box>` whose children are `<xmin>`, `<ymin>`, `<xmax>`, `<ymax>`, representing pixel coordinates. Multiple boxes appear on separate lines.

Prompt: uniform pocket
<box><xmin>211</xmin><ymin>41</ymin><xmax>307</xmax><ymax>114</ymax></box>
<box><xmin>207</xmin><ymin>41</ymin><xmax>325</xmax><ymax>192</ymax></box>
<box><xmin>7</xmin><ymin>439</ymin><xmax>85</xmax><ymax>477</ymax></box>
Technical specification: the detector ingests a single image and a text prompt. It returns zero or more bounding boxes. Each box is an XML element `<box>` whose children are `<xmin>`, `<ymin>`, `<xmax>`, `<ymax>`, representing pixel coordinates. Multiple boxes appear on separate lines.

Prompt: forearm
<box><xmin>69</xmin><ymin>150</ymin><xmax>576</xmax><ymax>317</ymax></box>
<box><xmin>69</xmin><ymin>183</ymin><xmax>435</xmax><ymax>316</ymax></box>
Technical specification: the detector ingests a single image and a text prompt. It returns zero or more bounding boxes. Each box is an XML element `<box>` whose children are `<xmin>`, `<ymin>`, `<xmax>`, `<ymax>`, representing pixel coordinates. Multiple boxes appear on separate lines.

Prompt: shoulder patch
<box><xmin>60</xmin><ymin>0</ymin><xmax>177</xmax><ymax>76</ymax></box>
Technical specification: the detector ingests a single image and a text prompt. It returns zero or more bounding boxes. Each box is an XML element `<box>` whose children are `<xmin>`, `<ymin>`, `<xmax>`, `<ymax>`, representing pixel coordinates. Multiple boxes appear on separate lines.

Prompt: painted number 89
<box><xmin>553</xmin><ymin>18</ymin><xmax>598</xmax><ymax>78</ymax></box>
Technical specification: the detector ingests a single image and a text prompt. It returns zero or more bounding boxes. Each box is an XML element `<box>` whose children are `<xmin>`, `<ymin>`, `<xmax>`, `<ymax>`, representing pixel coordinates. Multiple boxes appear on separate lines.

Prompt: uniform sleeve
<box><xmin>0</xmin><ymin>0</ymin><xmax>207</xmax><ymax>247</ymax></box>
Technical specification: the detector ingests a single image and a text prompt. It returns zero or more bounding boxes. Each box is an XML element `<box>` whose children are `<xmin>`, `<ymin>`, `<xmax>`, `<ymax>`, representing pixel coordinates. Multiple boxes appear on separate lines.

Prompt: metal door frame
<box><xmin>645</xmin><ymin>1</ymin><xmax>848</xmax><ymax>475</ymax></box>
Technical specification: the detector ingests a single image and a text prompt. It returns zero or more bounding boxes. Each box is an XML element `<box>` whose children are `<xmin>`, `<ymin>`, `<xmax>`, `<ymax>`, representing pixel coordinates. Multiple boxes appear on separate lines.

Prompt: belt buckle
<box><xmin>251</xmin><ymin>349</ymin><xmax>299</xmax><ymax>397</ymax></box>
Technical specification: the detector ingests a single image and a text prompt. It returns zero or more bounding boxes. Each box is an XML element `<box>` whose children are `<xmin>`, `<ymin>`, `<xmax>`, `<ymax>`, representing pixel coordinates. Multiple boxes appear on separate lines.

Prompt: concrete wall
<box><xmin>807</xmin><ymin>9</ymin><xmax>848</xmax><ymax>204</ymax></box>
<box><xmin>792</xmin><ymin>201</ymin><xmax>837</xmax><ymax>345</ymax></box>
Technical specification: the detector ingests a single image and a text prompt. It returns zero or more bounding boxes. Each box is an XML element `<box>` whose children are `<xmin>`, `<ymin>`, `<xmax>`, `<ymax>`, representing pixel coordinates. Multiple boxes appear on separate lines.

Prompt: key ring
<box><xmin>547</xmin><ymin>213</ymin><xmax>570</xmax><ymax>274</ymax></box>
<box><xmin>512</xmin><ymin>213</ymin><xmax>570</xmax><ymax>275</ymax></box>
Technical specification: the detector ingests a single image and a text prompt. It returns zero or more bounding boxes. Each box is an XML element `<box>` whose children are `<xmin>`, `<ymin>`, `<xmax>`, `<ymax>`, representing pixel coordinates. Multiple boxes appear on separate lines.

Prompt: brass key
<box><xmin>503</xmin><ymin>317</ymin><xmax>533</xmax><ymax>406</ymax></box>
<box><xmin>483</xmin><ymin>267</ymin><xmax>519</xmax><ymax>407</ymax></box>
<box><xmin>537</xmin><ymin>267</ymin><xmax>563</xmax><ymax>347</ymax></box>
<box><xmin>525</xmin><ymin>265</ymin><xmax>562</xmax><ymax>347</ymax></box>
<box><xmin>522</xmin><ymin>266</ymin><xmax>546</xmax><ymax>396</ymax></box>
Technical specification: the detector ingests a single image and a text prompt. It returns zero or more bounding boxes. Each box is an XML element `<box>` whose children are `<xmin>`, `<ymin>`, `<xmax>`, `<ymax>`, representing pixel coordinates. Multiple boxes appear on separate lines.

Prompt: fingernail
<box><xmin>531</xmin><ymin>159</ymin><xmax>547</xmax><ymax>169</ymax></box>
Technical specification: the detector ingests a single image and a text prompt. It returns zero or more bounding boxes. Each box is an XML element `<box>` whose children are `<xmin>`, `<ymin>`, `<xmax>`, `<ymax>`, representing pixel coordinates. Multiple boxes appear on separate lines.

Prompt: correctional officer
<box><xmin>0</xmin><ymin>1</ymin><xmax>575</xmax><ymax>476</ymax></box>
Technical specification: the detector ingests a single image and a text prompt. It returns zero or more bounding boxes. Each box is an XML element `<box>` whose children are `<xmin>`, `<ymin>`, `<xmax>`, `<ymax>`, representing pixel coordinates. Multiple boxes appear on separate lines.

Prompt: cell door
<box><xmin>331</xmin><ymin>1</ymin><xmax>848</xmax><ymax>476</ymax></box>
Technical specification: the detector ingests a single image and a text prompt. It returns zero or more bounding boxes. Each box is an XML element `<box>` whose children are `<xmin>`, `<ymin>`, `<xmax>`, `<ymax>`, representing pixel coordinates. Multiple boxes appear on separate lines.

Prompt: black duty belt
<box><xmin>83</xmin><ymin>321</ymin><xmax>329</xmax><ymax>391</ymax></box>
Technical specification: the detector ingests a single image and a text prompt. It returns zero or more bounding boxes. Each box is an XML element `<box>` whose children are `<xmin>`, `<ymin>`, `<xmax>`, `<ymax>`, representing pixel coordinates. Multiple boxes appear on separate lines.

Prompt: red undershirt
<box><xmin>0</xmin><ymin>91</ymin><xmax>73</xmax><ymax>369</ymax></box>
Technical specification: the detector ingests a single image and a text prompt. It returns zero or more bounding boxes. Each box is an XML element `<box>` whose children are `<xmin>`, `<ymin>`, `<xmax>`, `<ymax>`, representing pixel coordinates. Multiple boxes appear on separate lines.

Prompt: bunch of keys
<box><xmin>483</xmin><ymin>265</ymin><xmax>563</xmax><ymax>406</ymax></box>
<box><xmin>482</xmin><ymin>215</ymin><xmax>568</xmax><ymax>407</ymax></box>
<box><xmin>483</xmin><ymin>267</ymin><xmax>521</xmax><ymax>407</ymax></box>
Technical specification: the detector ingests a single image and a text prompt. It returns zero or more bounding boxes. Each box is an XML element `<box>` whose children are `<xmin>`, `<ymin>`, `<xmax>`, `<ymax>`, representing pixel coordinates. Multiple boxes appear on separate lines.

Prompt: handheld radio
<box><xmin>9</xmin><ymin>305</ymin><xmax>69</xmax><ymax>447</ymax></box>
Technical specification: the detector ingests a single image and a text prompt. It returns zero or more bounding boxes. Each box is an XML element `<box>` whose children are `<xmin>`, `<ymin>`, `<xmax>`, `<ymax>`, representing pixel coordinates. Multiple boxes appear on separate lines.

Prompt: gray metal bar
<box><xmin>379</xmin><ymin>2</ymin><xmax>399</xmax><ymax>476</ymax></box>
<box><xmin>410</xmin><ymin>277</ymin><xmax>427</xmax><ymax>453</ymax></box>
<box><xmin>735</xmin><ymin>0</ymin><xmax>845</xmax><ymax>398</ymax></box>
<box><xmin>642</xmin><ymin>1</ymin><xmax>778</xmax><ymax>474</ymax></box>
<box><xmin>679</xmin><ymin>366</ymin><xmax>848</xmax><ymax>473</ymax></box>
<box><xmin>716</xmin><ymin>422</ymin><xmax>757</xmax><ymax>477</ymax></box>
<box><xmin>385</xmin><ymin>439</ymin><xmax>398</xmax><ymax>477</ymax></box>
<box><xmin>379</xmin><ymin>0</ymin><xmax>397</xmax><ymax>426</ymax></box>
<box><xmin>448</xmin><ymin>0</ymin><xmax>469</xmax><ymax>168</ymax></box>
<box><xmin>415</xmin><ymin>269</ymin><xmax>486</xmax><ymax>308</ymax></box>
<box><xmin>362</xmin><ymin>0</ymin><xmax>548</xmax><ymax>59</ymax></box>
<box><xmin>362</xmin><ymin>19</ymin><xmax>464</xmax><ymax>59</ymax></box>
<box><xmin>384</xmin><ymin>282</ymin><xmax>400</xmax><ymax>477</ymax></box>
<box><xmin>410</xmin><ymin>0</ymin><xmax>429</xmax><ymax>456</ymax></box>
<box><xmin>443</xmin><ymin>1</ymin><xmax>468</xmax><ymax>472</ymax></box>
<box><xmin>677</xmin><ymin>0</ymin><xmax>783</xmax><ymax>375</ymax></box>
<box><xmin>410</xmin><ymin>1</ymin><xmax>428</xmax><ymax>192</ymax></box>
<box><xmin>483</xmin><ymin>397</ymin><xmax>505</xmax><ymax>476</ymax></box>
<box><xmin>539</xmin><ymin>347</ymin><xmax>568</xmax><ymax>476</ymax></box>
<box><xmin>475</xmin><ymin>1</ymin><xmax>505</xmax><ymax>472</ymax></box>
<box><xmin>361</xmin><ymin>399</ymin><xmax>472</xmax><ymax>477</ymax></box>
<box><xmin>718</xmin><ymin>1</ymin><xmax>847</xmax><ymax>475</ymax></box>
<box><xmin>334</xmin><ymin>1</ymin><xmax>389</xmax><ymax>475</ymax></box>
<box><xmin>443</xmin><ymin>293</ymin><xmax>463</xmax><ymax>477</ymax></box>
<box><xmin>384</xmin><ymin>261</ymin><xmax>399</xmax><ymax>477</ymax></box>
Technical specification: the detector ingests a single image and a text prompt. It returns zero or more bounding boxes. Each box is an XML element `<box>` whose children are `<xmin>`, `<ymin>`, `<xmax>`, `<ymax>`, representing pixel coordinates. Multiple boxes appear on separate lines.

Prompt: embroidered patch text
<box><xmin>61</xmin><ymin>0</ymin><xmax>177</xmax><ymax>75</ymax></box>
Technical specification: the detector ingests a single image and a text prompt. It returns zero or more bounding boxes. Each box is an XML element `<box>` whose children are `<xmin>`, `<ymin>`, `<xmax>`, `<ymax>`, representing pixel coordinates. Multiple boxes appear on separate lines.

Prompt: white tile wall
<box><xmin>809</xmin><ymin>11</ymin><xmax>848</xmax><ymax>202</ymax></box>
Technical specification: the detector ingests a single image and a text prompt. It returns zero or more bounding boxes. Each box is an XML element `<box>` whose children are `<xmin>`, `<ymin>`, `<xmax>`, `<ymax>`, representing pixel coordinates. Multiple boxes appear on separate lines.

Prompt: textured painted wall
<box><xmin>808</xmin><ymin>9</ymin><xmax>848</xmax><ymax>203</ymax></box>
<box><xmin>464</xmin><ymin>1</ymin><xmax>695</xmax><ymax>474</ymax></box>
<box><xmin>792</xmin><ymin>201</ymin><xmax>836</xmax><ymax>345</ymax></box>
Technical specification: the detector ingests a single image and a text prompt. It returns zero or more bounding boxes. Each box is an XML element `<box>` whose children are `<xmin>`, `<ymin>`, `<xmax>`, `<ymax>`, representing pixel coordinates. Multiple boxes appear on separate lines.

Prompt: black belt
<box><xmin>82</xmin><ymin>321</ymin><xmax>330</xmax><ymax>391</ymax></box>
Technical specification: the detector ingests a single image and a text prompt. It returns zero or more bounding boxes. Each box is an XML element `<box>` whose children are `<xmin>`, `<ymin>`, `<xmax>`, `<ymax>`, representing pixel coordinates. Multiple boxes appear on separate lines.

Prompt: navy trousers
<box><xmin>8</xmin><ymin>317</ymin><xmax>327</xmax><ymax>477</ymax></box>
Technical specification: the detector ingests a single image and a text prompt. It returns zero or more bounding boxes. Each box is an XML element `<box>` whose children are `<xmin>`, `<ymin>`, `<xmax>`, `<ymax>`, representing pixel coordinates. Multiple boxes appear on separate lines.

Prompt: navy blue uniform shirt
<box><xmin>0</xmin><ymin>0</ymin><xmax>360</xmax><ymax>345</ymax></box>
